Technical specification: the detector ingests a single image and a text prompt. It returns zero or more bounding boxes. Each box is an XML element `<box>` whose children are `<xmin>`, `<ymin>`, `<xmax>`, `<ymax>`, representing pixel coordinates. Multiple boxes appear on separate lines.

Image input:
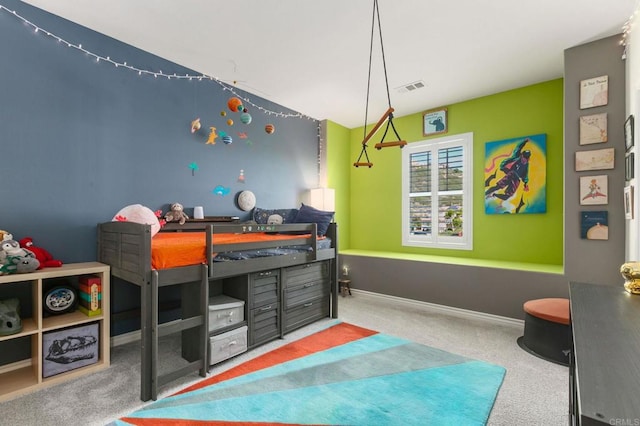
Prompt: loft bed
<box><xmin>97</xmin><ymin>220</ymin><xmax>338</xmax><ymax>401</ymax></box>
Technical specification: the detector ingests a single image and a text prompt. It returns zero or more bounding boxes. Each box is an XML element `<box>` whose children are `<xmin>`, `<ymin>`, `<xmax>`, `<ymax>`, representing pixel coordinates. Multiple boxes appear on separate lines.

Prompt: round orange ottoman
<box><xmin>517</xmin><ymin>298</ymin><xmax>570</xmax><ymax>366</ymax></box>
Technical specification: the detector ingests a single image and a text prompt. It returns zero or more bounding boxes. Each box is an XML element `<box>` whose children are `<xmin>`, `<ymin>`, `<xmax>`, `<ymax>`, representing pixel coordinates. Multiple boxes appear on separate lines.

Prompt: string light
<box><xmin>620</xmin><ymin>8</ymin><xmax>638</xmax><ymax>59</ymax></box>
<box><xmin>0</xmin><ymin>3</ymin><xmax>316</xmax><ymax>120</ymax></box>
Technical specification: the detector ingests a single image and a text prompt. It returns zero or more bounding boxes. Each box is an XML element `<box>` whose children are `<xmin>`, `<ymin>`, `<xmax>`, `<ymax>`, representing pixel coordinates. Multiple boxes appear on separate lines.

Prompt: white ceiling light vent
<box><xmin>395</xmin><ymin>80</ymin><xmax>425</xmax><ymax>94</ymax></box>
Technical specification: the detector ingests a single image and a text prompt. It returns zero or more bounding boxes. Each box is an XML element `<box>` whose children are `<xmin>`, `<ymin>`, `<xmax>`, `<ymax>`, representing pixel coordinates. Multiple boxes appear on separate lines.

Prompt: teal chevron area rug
<box><xmin>115</xmin><ymin>322</ymin><xmax>506</xmax><ymax>426</ymax></box>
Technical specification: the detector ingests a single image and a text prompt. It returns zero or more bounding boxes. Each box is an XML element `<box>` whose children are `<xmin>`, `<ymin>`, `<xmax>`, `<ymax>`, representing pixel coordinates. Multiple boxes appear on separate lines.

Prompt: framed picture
<box><xmin>422</xmin><ymin>107</ymin><xmax>448</xmax><ymax>136</ymax></box>
<box><xmin>579</xmin><ymin>175</ymin><xmax>608</xmax><ymax>205</ymax></box>
<box><xmin>575</xmin><ymin>148</ymin><xmax>614</xmax><ymax>171</ymax></box>
<box><xmin>625</xmin><ymin>115</ymin><xmax>634</xmax><ymax>151</ymax></box>
<box><xmin>580</xmin><ymin>210</ymin><xmax>608</xmax><ymax>240</ymax></box>
<box><xmin>579</xmin><ymin>113</ymin><xmax>607</xmax><ymax>145</ymax></box>
<box><xmin>579</xmin><ymin>75</ymin><xmax>608</xmax><ymax>109</ymax></box>
<box><xmin>626</xmin><ymin>152</ymin><xmax>635</xmax><ymax>181</ymax></box>
<box><xmin>484</xmin><ymin>134</ymin><xmax>547</xmax><ymax>214</ymax></box>
<box><xmin>624</xmin><ymin>185</ymin><xmax>634</xmax><ymax>220</ymax></box>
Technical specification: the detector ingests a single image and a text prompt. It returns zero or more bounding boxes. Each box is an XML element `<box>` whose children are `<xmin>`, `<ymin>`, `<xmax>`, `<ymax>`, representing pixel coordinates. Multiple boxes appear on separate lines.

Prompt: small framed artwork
<box><xmin>625</xmin><ymin>115</ymin><xmax>634</xmax><ymax>151</ymax></box>
<box><xmin>580</xmin><ymin>210</ymin><xmax>608</xmax><ymax>240</ymax></box>
<box><xmin>579</xmin><ymin>75</ymin><xmax>608</xmax><ymax>109</ymax></box>
<box><xmin>626</xmin><ymin>152</ymin><xmax>635</xmax><ymax>181</ymax></box>
<box><xmin>624</xmin><ymin>185</ymin><xmax>634</xmax><ymax>220</ymax></box>
<box><xmin>422</xmin><ymin>107</ymin><xmax>448</xmax><ymax>137</ymax></box>
<box><xmin>575</xmin><ymin>148</ymin><xmax>615</xmax><ymax>171</ymax></box>
<box><xmin>579</xmin><ymin>175</ymin><xmax>608</xmax><ymax>205</ymax></box>
<box><xmin>579</xmin><ymin>113</ymin><xmax>607</xmax><ymax>145</ymax></box>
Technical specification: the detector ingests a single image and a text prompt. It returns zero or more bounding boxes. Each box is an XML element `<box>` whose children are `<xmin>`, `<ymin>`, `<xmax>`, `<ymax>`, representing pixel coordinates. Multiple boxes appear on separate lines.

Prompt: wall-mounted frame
<box><xmin>422</xmin><ymin>107</ymin><xmax>448</xmax><ymax>137</ymax></box>
<box><xmin>625</xmin><ymin>115</ymin><xmax>634</xmax><ymax>151</ymax></box>
<box><xmin>624</xmin><ymin>185</ymin><xmax>634</xmax><ymax>220</ymax></box>
<box><xmin>580</xmin><ymin>210</ymin><xmax>608</xmax><ymax>240</ymax></box>
<box><xmin>579</xmin><ymin>113</ymin><xmax>607</xmax><ymax>145</ymax></box>
<box><xmin>575</xmin><ymin>147</ymin><xmax>614</xmax><ymax>171</ymax></box>
<box><xmin>579</xmin><ymin>175</ymin><xmax>608</xmax><ymax>205</ymax></box>
<box><xmin>626</xmin><ymin>152</ymin><xmax>635</xmax><ymax>181</ymax></box>
<box><xmin>579</xmin><ymin>75</ymin><xmax>608</xmax><ymax>109</ymax></box>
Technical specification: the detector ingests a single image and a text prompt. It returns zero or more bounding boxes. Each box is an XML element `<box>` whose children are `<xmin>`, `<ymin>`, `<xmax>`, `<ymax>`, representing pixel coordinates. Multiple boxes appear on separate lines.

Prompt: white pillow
<box><xmin>113</xmin><ymin>204</ymin><xmax>161</xmax><ymax>237</ymax></box>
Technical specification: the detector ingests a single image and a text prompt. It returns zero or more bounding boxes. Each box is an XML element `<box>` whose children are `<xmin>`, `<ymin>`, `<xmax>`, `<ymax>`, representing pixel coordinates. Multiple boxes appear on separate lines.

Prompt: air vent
<box><xmin>395</xmin><ymin>80</ymin><xmax>426</xmax><ymax>93</ymax></box>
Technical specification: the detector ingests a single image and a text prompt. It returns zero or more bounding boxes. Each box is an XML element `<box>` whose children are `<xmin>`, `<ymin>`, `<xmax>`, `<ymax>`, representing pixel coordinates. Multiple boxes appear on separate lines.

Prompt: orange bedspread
<box><xmin>151</xmin><ymin>232</ymin><xmax>312</xmax><ymax>270</ymax></box>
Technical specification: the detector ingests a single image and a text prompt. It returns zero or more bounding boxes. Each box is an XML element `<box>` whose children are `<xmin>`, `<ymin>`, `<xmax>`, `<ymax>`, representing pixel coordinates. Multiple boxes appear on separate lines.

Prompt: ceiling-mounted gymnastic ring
<box><xmin>354</xmin><ymin>0</ymin><xmax>406</xmax><ymax>168</ymax></box>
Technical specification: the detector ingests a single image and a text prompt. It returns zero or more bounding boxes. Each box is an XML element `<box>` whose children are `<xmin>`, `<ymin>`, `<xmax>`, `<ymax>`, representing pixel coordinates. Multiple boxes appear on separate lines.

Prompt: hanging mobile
<box><xmin>354</xmin><ymin>0</ymin><xmax>407</xmax><ymax>168</ymax></box>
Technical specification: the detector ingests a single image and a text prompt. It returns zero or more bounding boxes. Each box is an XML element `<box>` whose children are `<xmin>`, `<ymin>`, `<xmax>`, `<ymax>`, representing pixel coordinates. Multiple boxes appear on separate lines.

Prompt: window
<box><xmin>402</xmin><ymin>132</ymin><xmax>473</xmax><ymax>250</ymax></box>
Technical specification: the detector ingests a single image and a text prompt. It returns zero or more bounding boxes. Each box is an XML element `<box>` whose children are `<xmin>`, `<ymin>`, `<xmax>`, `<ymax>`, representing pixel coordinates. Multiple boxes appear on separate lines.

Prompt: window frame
<box><xmin>401</xmin><ymin>132</ymin><xmax>473</xmax><ymax>250</ymax></box>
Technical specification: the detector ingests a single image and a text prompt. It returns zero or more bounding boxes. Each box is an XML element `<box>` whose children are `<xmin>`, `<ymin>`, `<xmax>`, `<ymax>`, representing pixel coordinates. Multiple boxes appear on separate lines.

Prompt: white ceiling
<box><xmin>22</xmin><ymin>0</ymin><xmax>638</xmax><ymax>128</ymax></box>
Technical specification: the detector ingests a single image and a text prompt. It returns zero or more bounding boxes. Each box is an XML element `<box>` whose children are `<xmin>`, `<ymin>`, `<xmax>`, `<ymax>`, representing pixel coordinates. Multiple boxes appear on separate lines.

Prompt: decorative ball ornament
<box><xmin>265</xmin><ymin>124</ymin><xmax>275</xmax><ymax>134</ymax></box>
<box><xmin>222</xmin><ymin>135</ymin><xmax>233</xmax><ymax>145</ymax></box>
<box><xmin>227</xmin><ymin>118</ymin><xmax>234</xmax><ymax>126</ymax></box>
<box><xmin>237</xmin><ymin>190</ymin><xmax>256</xmax><ymax>211</ymax></box>
<box><xmin>220</xmin><ymin>111</ymin><xmax>227</xmax><ymax>117</ymax></box>
<box><xmin>240</xmin><ymin>112</ymin><xmax>252</xmax><ymax>124</ymax></box>
<box><xmin>227</xmin><ymin>97</ymin><xmax>243</xmax><ymax>112</ymax></box>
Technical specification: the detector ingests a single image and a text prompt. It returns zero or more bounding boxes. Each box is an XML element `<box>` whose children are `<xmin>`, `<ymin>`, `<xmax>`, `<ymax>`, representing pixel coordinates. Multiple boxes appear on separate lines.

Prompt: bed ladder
<box><xmin>141</xmin><ymin>263</ymin><xmax>209</xmax><ymax>401</ymax></box>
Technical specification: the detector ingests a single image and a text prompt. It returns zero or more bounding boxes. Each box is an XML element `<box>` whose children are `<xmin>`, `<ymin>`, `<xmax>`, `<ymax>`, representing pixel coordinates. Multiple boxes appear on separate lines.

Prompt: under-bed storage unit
<box><xmin>282</xmin><ymin>261</ymin><xmax>331</xmax><ymax>334</ymax></box>
<box><xmin>97</xmin><ymin>220</ymin><xmax>338</xmax><ymax>401</ymax></box>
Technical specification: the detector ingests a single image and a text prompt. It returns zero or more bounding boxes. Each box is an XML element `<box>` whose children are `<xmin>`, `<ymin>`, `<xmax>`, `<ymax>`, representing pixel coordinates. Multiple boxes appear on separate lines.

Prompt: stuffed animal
<box><xmin>164</xmin><ymin>202</ymin><xmax>189</xmax><ymax>225</ymax></box>
<box><xmin>0</xmin><ymin>239</ymin><xmax>40</xmax><ymax>275</ymax></box>
<box><xmin>19</xmin><ymin>237</ymin><xmax>62</xmax><ymax>269</ymax></box>
<box><xmin>0</xmin><ymin>238</ymin><xmax>34</xmax><ymax>263</ymax></box>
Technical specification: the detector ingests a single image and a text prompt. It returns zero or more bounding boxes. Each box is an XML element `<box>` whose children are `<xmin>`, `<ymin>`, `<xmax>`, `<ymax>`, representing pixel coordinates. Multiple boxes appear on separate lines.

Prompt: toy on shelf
<box><xmin>0</xmin><ymin>236</ymin><xmax>40</xmax><ymax>275</ymax></box>
<box><xmin>19</xmin><ymin>237</ymin><xmax>62</xmax><ymax>269</ymax></box>
<box><xmin>164</xmin><ymin>202</ymin><xmax>189</xmax><ymax>225</ymax></box>
<box><xmin>0</xmin><ymin>298</ymin><xmax>22</xmax><ymax>336</ymax></box>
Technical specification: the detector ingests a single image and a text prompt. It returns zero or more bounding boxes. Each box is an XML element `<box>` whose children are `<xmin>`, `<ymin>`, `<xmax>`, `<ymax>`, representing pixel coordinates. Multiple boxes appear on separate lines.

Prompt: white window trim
<box><xmin>402</xmin><ymin>132</ymin><xmax>473</xmax><ymax>250</ymax></box>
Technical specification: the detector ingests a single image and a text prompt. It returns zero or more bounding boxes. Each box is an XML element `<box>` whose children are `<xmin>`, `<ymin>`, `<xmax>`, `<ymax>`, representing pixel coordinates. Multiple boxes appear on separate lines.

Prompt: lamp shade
<box><xmin>308</xmin><ymin>188</ymin><xmax>335</xmax><ymax>211</ymax></box>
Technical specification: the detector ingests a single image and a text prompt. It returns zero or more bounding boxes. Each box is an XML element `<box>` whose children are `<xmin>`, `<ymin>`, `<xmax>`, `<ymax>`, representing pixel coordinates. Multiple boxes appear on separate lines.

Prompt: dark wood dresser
<box><xmin>569</xmin><ymin>281</ymin><xmax>640</xmax><ymax>425</ymax></box>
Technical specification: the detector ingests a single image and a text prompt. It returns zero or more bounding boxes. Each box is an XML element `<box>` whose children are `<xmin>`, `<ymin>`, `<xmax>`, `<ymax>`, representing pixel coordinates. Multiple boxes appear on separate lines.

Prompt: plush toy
<box><xmin>19</xmin><ymin>237</ymin><xmax>63</xmax><ymax>269</ymax></box>
<box><xmin>12</xmin><ymin>256</ymin><xmax>40</xmax><ymax>274</ymax></box>
<box><xmin>164</xmin><ymin>202</ymin><xmax>189</xmax><ymax>225</ymax></box>
<box><xmin>0</xmin><ymin>238</ymin><xmax>33</xmax><ymax>263</ymax></box>
<box><xmin>0</xmin><ymin>238</ymin><xmax>40</xmax><ymax>275</ymax></box>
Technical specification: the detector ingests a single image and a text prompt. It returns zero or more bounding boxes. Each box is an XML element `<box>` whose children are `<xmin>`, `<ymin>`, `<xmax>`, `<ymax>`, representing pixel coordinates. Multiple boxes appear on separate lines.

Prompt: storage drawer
<box><xmin>208</xmin><ymin>295</ymin><xmax>245</xmax><ymax>332</ymax></box>
<box><xmin>249</xmin><ymin>303</ymin><xmax>279</xmax><ymax>347</ymax></box>
<box><xmin>250</xmin><ymin>270</ymin><xmax>279</xmax><ymax>308</ymax></box>
<box><xmin>283</xmin><ymin>262</ymin><xmax>328</xmax><ymax>289</ymax></box>
<box><xmin>284</xmin><ymin>278</ymin><xmax>329</xmax><ymax>310</ymax></box>
<box><xmin>283</xmin><ymin>296</ymin><xmax>330</xmax><ymax>334</ymax></box>
<box><xmin>209</xmin><ymin>325</ymin><xmax>248</xmax><ymax>365</ymax></box>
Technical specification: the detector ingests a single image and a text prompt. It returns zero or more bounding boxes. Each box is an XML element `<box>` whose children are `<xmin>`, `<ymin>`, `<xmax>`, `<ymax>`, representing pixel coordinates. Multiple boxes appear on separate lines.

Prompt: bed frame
<box><xmin>97</xmin><ymin>220</ymin><xmax>338</xmax><ymax>401</ymax></box>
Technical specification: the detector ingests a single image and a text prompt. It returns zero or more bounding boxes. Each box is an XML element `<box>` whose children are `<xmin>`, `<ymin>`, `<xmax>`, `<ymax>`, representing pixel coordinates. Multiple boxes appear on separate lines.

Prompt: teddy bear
<box><xmin>164</xmin><ymin>202</ymin><xmax>189</xmax><ymax>225</ymax></box>
<box><xmin>19</xmin><ymin>237</ymin><xmax>63</xmax><ymax>269</ymax></box>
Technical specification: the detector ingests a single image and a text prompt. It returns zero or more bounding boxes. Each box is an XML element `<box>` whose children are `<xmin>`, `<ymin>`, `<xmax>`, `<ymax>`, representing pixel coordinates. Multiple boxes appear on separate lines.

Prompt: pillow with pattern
<box><xmin>253</xmin><ymin>207</ymin><xmax>298</xmax><ymax>224</ymax></box>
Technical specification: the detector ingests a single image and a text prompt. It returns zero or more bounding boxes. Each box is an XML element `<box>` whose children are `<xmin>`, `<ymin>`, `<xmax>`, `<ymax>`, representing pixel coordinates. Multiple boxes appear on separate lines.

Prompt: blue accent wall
<box><xmin>0</xmin><ymin>0</ymin><xmax>319</xmax><ymax>262</ymax></box>
<box><xmin>0</xmin><ymin>0</ymin><xmax>320</xmax><ymax>340</ymax></box>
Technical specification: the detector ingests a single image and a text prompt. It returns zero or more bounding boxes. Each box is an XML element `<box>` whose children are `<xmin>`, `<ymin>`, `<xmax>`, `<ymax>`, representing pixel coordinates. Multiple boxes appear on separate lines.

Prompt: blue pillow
<box><xmin>293</xmin><ymin>204</ymin><xmax>335</xmax><ymax>236</ymax></box>
<box><xmin>253</xmin><ymin>207</ymin><xmax>298</xmax><ymax>224</ymax></box>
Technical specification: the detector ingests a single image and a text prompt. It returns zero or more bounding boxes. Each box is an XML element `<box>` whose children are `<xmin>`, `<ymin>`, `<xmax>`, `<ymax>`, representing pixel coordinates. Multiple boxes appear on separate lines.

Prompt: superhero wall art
<box><xmin>484</xmin><ymin>134</ymin><xmax>547</xmax><ymax>214</ymax></box>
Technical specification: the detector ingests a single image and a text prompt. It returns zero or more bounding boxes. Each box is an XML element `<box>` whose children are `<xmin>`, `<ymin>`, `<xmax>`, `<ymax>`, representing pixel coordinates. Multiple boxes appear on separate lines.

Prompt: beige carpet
<box><xmin>0</xmin><ymin>290</ymin><xmax>568</xmax><ymax>425</ymax></box>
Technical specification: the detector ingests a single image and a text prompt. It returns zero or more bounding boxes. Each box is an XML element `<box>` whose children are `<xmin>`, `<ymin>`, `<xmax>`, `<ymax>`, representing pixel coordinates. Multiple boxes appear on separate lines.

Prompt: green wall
<box><xmin>328</xmin><ymin>78</ymin><xmax>564</xmax><ymax>266</ymax></box>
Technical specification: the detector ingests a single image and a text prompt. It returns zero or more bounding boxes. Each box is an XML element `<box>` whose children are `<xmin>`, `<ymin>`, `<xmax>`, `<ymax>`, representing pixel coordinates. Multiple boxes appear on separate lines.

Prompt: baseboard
<box><xmin>0</xmin><ymin>359</ymin><xmax>31</xmax><ymax>374</ymax></box>
<box><xmin>110</xmin><ymin>318</ymin><xmax>183</xmax><ymax>347</ymax></box>
<box><xmin>111</xmin><ymin>330</ymin><xmax>141</xmax><ymax>347</ymax></box>
<box><xmin>350</xmin><ymin>288</ymin><xmax>524</xmax><ymax>328</ymax></box>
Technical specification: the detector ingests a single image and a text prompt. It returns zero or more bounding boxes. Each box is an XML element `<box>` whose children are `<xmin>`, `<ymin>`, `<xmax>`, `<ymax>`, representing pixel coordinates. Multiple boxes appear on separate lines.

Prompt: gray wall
<box><xmin>340</xmin><ymin>35</ymin><xmax>627</xmax><ymax>320</ymax></box>
<box><xmin>0</xmin><ymin>0</ymin><xmax>320</xmax><ymax>346</ymax></box>
<box><xmin>564</xmin><ymin>35</ymin><xmax>626</xmax><ymax>286</ymax></box>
